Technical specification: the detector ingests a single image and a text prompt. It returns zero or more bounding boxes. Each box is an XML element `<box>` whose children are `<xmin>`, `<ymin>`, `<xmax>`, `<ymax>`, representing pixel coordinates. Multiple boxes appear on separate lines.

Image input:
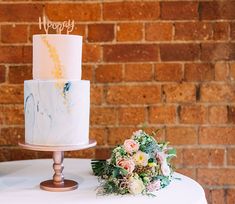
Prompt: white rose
<box><xmin>133</xmin><ymin>151</ymin><xmax>149</xmax><ymax>166</ymax></box>
<box><xmin>128</xmin><ymin>177</ymin><xmax>145</xmax><ymax>195</ymax></box>
<box><xmin>132</xmin><ymin>130</ymin><xmax>143</xmax><ymax>137</ymax></box>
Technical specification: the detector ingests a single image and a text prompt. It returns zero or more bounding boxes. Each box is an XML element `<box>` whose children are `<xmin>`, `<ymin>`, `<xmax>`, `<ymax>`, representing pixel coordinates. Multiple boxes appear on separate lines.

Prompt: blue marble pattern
<box><xmin>24</xmin><ymin>80</ymin><xmax>90</xmax><ymax>146</ymax></box>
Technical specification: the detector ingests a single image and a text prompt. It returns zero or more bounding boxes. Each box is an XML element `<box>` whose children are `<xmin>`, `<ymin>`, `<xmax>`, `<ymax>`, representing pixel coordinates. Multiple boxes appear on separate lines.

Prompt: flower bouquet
<box><xmin>92</xmin><ymin>130</ymin><xmax>176</xmax><ymax>196</ymax></box>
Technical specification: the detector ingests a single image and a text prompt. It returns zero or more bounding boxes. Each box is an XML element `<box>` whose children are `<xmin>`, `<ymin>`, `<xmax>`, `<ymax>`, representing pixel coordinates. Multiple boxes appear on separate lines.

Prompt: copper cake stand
<box><xmin>19</xmin><ymin>139</ymin><xmax>96</xmax><ymax>192</ymax></box>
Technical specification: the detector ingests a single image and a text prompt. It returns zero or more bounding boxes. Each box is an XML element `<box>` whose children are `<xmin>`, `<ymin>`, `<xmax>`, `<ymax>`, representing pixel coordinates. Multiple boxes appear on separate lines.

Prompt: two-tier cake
<box><xmin>24</xmin><ymin>34</ymin><xmax>90</xmax><ymax>146</ymax></box>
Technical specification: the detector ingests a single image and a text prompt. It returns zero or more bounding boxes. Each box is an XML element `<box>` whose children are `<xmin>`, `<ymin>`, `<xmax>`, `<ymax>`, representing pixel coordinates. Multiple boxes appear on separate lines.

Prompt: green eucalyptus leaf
<box><xmin>167</xmin><ymin>148</ymin><xmax>177</xmax><ymax>156</ymax></box>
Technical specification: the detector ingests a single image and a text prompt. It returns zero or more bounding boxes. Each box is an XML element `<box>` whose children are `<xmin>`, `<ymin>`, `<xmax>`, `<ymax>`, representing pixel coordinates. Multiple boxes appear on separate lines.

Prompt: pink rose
<box><xmin>147</xmin><ymin>180</ymin><xmax>161</xmax><ymax>192</ymax></box>
<box><xmin>117</xmin><ymin>159</ymin><xmax>135</xmax><ymax>174</ymax></box>
<box><xmin>161</xmin><ymin>162</ymin><xmax>171</xmax><ymax>177</ymax></box>
<box><xmin>156</xmin><ymin>152</ymin><xmax>167</xmax><ymax>164</ymax></box>
<box><xmin>124</xmin><ymin>139</ymin><xmax>139</xmax><ymax>154</ymax></box>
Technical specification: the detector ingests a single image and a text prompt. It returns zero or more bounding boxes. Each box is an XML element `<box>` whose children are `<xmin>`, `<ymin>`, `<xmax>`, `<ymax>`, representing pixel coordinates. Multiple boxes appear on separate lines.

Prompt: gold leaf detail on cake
<box><xmin>41</xmin><ymin>36</ymin><xmax>63</xmax><ymax>80</ymax></box>
<box><xmin>41</xmin><ymin>36</ymin><xmax>70</xmax><ymax>111</ymax></box>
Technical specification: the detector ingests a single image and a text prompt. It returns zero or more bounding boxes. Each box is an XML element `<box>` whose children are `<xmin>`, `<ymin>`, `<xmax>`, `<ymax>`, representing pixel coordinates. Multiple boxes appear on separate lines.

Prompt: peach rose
<box><xmin>124</xmin><ymin>139</ymin><xmax>139</xmax><ymax>154</ymax></box>
<box><xmin>117</xmin><ymin>158</ymin><xmax>135</xmax><ymax>174</ymax></box>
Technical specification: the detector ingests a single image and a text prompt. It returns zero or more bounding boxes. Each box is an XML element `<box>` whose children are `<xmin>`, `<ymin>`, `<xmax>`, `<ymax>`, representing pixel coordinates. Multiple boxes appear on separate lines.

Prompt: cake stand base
<box><xmin>40</xmin><ymin>179</ymin><xmax>78</xmax><ymax>192</ymax></box>
<box><xmin>19</xmin><ymin>139</ymin><xmax>96</xmax><ymax>192</ymax></box>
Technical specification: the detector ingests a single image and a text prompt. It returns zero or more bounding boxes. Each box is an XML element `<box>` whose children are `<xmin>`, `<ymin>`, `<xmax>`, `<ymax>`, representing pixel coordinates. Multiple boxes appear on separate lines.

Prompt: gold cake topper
<box><xmin>39</xmin><ymin>16</ymin><xmax>75</xmax><ymax>34</ymax></box>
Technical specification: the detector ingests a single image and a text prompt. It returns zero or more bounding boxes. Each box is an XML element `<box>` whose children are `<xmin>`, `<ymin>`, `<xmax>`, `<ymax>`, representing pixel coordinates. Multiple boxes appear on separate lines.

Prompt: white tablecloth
<box><xmin>0</xmin><ymin>159</ymin><xmax>207</xmax><ymax>204</ymax></box>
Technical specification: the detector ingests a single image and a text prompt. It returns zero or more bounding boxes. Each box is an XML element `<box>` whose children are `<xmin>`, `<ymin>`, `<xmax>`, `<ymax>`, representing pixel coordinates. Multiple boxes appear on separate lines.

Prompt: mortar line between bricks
<box><xmin>177</xmin><ymin>165</ymin><xmax>235</xmax><ymax>169</ymax></box>
<box><xmin>0</xmin><ymin>104</ymin><xmax>23</xmax><ymax>107</ymax></box>
<box><xmin>96</xmin><ymin>81</ymin><xmax>235</xmax><ymax>85</ymax></box>
<box><xmin>228</xmin><ymin>20</ymin><xmax>232</xmax><ymax>42</ymax></box>
<box><xmin>88</xmin><ymin>81</ymin><xmax>235</xmax><ymax>86</ymax></box>
<box><xmin>196</xmin><ymin>125</ymin><xmax>200</xmax><ymax>146</ymax></box>
<box><xmin>121</xmin><ymin>64</ymin><xmax>124</xmax><ymax>83</ymax></box>
<box><xmin>115</xmin><ymin>107</ymin><xmax>118</xmax><ymax>127</ymax></box>
<box><xmin>100</xmin><ymin>1</ymin><xmax>104</xmax><ymax>21</ymax></box>
<box><xmin>0</xmin><ymin>0</ymin><xmax>220</xmax><ymax>3</ymax></box>
<box><xmin>224</xmin><ymin>148</ymin><xmax>228</xmax><ymax>167</ymax></box>
<box><xmin>1</xmin><ymin>144</ymin><xmax>235</xmax><ymax>152</ymax></box>
<box><xmin>84</xmin><ymin>24</ymin><xmax>88</xmax><ymax>43</ymax></box>
<box><xmin>87</xmin><ymin>104</ymin><xmax>235</xmax><ymax>108</ymax></box>
<box><xmin>142</xmin><ymin>22</ymin><xmax>146</xmax><ymax>42</ymax></box>
<box><xmin>0</xmin><ymin>125</ymin><xmax>24</xmax><ymax>128</ymax></box>
<box><xmin>150</xmin><ymin>63</ymin><xmax>155</xmax><ymax>82</ymax></box>
<box><xmin>86</xmin><ymin>124</ymin><xmax>235</xmax><ymax>128</ymax></box>
<box><xmin>1</xmin><ymin>61</ymin><xmax>235</xmax><ymax>66</ymax></box>
<box><xmin>4</xmin><ymin>64</ymin><xmax>9</xmax><ymax>83</ymax></box>
<box><xmin>172</xmin><ymin>22</ymin><xmax>175</xmax><ymax>41</ymax></box>
<box><xmin>0</xmin><ymin>103</ymin><xmax>235</xmax><ymax>108</ymax></box>
<box><xmin>2</xmin><ymin>103</ymin><xmax>235</xmax><ymax>108</ymax></box>
<box><xmin>144</xmin><ymin>106</ymin><xmax>149</xmax><ymax>126</ymax></box>
<box><xmin>113</xmin><ymin>23</ymin><xmax>118</xmax><ymax>43</ymax></box>
<box><xmin>0</xmin><ymin>63</ymin><xmax>32</xmax><ymax>66</ymax></box>
<box><xmin>0</xmin><ymin>0</ymin><xmax>227</xmax><ymax>2</ymax></box>
<box><xmin>175</xmin><ymin>104</ymin><xmax>180</xmax><ymax>125</ymax></box>
<box><xmin>202</xmin><ymin>185</ymin><xmax>235</xmax><ymax>189</ymax></box>
<box><xmin>0</xmin><ymin>25</ymin><xmax>1</xmax><ymax>45</ymax></box>
<box><xmin>0</xmin><ymin>20</ymin><xmax>235</xmax><ymax>25</ymax></box>
<box><xmin>90</xmin><ymin>144</ymin><xmax>235</xmax><ymax>149</ymax></box>
<box><xmin>101</xmin><ymin>81</ymin><xmax>235</xmax><ymax>87</ymax></box>
<box><xmin>174</xmin><ymin>145</ymin><xmax>235</xmax><ymax>149</ymax></box>
<box><xmin>5</xmin><ymin>61</ymin><xmax>235</xmax><ymax>66</ymax></box>
<box><xmin>0</xmin><ymin>40</ymin><xmax>234</xmax><ymax>45</ymax></box>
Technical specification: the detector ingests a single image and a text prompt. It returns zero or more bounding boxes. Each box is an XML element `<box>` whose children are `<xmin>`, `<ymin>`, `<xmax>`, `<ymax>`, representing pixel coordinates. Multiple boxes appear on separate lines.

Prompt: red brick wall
<box><xmin>0</xmin><ymin>1</ymin><xmax>234</xmax><ymax>203</ymax></box>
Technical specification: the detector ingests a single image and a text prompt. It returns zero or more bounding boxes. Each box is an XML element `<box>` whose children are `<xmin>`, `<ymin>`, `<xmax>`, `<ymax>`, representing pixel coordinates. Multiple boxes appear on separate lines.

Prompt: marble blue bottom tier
<box><xmin>24</xmin><ymin>79</ymin><xmax>90</xmax><ymax>146</ymax></box>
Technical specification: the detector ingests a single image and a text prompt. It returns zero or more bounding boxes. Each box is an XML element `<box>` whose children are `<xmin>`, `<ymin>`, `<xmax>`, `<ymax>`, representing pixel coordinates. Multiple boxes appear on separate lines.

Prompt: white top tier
<box><xmin>33</xmin><ymin>34</ymin><xmax>82</xmax><ymax>80</ymax></box>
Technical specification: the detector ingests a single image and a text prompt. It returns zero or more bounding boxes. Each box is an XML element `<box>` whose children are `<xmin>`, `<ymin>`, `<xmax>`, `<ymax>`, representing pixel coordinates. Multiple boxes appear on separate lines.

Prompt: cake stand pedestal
<box><xmin>19</xmin><ymin>139</ymin><xmax>96</xmax><ymax>192</ymax></box>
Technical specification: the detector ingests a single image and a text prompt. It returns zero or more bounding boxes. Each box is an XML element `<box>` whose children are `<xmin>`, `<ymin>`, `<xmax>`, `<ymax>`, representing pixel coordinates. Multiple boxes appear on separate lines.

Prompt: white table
<box><xmin>0</xmin><ymin>159</ymin><xmax>207</xmax><ymax>204</ymax></box>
